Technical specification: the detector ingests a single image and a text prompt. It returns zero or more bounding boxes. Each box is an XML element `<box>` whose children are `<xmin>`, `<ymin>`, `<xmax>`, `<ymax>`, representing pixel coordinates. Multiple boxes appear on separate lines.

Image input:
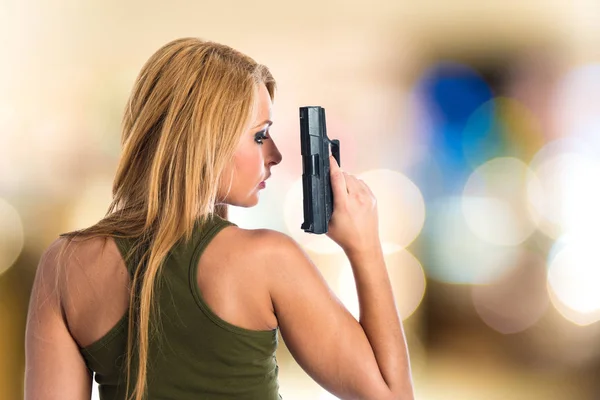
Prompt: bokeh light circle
<box><xmin>422</xmin><ymin>197</ymin><xmax>521</xmax><ymax>284</ymax></box>
<box><xmin>547</xmin><ymin>236</ymin><xmax>600</xmax><ymax>326</ymax></box>
<box><xmin>528</xmin><ymin>144</ymin><xmax>600</xmax><ymax>239</ymax></box>
<box><xmin>358</xmin><ymin>169</ymin><xmax>426</xmax><ymax>249</ymax></box>
<box><xmin>462</xmin><ymin>97</ymin><xmax>544</xmax><ymax>168</ymax></box>
<box><xmin>337</xmin><ymin>248</ymin><xmax>426</xmax><ymax>321</ymax></box>
<box><xmin>462</xmin><ymin>157</ymin><xmax>541</xmax><ymax>246</ymax></box>
<box><xmin>318</xmin><ymin>391</ymin><xmax>339</xmax><ymax>400</ymax></box>
<box><xmin>472</xmin><ymin>251</ymin><xmax>548</xmax><ymax>334</ymax></box>
<box><xmin>415</xmin><ymin>62</ymin><xmax>493</xmax><ymax>127</ymax></box>
<box><xmin>0</xmin><ymin>197</ymin><xmax>25</xmax><ymax>275</ymax></box>
<box><xmin>228</xmin><ymin>174</ymin><xmax>288</xmax><ymax>232</ymax></box>
<box><xmin>284</xmin><ymin>169</ymin><xmax>425</xmax><ymax>254</ymax></box>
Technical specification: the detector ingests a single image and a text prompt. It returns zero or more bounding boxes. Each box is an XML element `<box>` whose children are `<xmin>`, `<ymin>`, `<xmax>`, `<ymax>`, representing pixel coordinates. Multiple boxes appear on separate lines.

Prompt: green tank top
<box><xmin>79</xmin><ymin>214</ymin><xmax>281</xmax><ymax>399</ymax></box>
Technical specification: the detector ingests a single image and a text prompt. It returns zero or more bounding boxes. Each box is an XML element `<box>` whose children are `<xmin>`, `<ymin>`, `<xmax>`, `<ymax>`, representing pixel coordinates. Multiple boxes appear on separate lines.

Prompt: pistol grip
<box><xmin>331</xmin><ymin>139</ymin><xmax>340</xmax><ymax>167</ymax></box>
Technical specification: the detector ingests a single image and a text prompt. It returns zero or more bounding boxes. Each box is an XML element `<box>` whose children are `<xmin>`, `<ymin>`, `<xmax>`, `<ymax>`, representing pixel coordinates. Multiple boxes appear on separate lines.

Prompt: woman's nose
<box><xmin>268</xmin><ymin>141</ymin><xmax>282</xmax><ymax>166</ymax></box>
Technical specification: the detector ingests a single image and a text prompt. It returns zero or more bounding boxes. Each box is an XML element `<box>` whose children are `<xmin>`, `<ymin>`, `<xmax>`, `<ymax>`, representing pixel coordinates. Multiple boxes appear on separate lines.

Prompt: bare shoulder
<box><xmin>210</xmin><ymin>226</ymin><xmax>310</xmax><ymax>273</ymax></box>
<box><xmin>249</xmin><ymin>229</ymin><xmax>317</xmax><ymax>275</ymax></box>
<box><xmin>211</xmin><ymin>226</ymin><xmax>327</xmax><ymax>304</ymax></box>
<box><xmin>29</xmin><ymin>238</ymin><xmax>67</xmax><ymax>307</ymax></box>
<box><xmin>33</xmin><ymin>237</ymin><xmax>89</xmax><ymax>289</ymax></box>
<box><xmin>35</xmin><ymin>234</ymin><xmax>128</xmax><ymax>299</ymax></box>
<box><xmin>36</xmin><ymin>235</ymin><xmax>124</xmax><ymax>287</ymax></box>
<box><xmin>206</xmin><ymin>225</ymin><xmax>300</xmax><ymax>260</ymax></box>
<box><xmin>41</xmin><ymin>234</ymin><xmax>118</xmax><ymax>263</ymax></box>
<box><xmin>32</xmin><ymin>234</ymin><xmax>130</xmax><ymax>347</ymax></box>
<box><xmin>36</xmin><ymin>237</ymin><xmax>66</xmax><ymax>277</ymax></box>
<box><xmin>227</xmin><ymin>229</ymin><xmax>397</xmax><ymax>399</ymax></box>
<box><xmin>196</xmin><ymin>225</ymin><xmax>310</xmax><ymax>331</ymax></box>
<box><xmin>25</xmin><ymin>235</ymin><xmax>97</xmax><ymax>399</ymax></box>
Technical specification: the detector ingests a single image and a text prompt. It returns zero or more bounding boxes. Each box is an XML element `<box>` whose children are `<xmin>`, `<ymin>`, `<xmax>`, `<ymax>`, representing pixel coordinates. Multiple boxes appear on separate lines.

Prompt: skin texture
<box><xmin>25</xmin><ymin>84</ymin><xmax>414</xmax><ymax>400</ymax></box>
<box><xmin>217</xmin><ymin>84</ymin><xmax>282</xmax><ymax>207</ymax></box>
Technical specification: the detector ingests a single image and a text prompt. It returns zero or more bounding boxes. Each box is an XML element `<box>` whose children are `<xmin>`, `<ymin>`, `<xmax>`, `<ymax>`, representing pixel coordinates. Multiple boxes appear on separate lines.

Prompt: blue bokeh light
<box><xmin>413</xmin><ymin>62</ymin><xmax>495</xmax><ymax>193</ymax></box>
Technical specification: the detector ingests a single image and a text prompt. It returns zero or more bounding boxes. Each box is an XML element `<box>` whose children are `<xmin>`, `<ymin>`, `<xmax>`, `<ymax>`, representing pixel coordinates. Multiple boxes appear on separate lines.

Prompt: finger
<box><xmin>329</xmin><ymin>154</ymin><xmax>341</xmax><ymax>172</ymax></box>
<box><xmin>357</xmin><ymin>179</ymin><xmax>372</xmax><ymax>194</ymax></box>
<box><xmin>361</xmin><ymin>180</ymin><xmax>375</xmax><ymax>197</ymax></box>
<box><xmin>329</xmin><ymin>155</ymin><xmax>348</xmax><ymax>204</ymax></box>
<box><xmin>344</xmin><ymin>173</ymin><xmax>363</xmax><ymax>194</ymax></box>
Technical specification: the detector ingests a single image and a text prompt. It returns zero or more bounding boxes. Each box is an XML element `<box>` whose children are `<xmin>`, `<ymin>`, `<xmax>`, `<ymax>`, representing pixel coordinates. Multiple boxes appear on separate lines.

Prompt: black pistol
<box><xmin>300</xmin><ymin>106</ymin><xmax>341</xmax><ymax>234</ymax></box>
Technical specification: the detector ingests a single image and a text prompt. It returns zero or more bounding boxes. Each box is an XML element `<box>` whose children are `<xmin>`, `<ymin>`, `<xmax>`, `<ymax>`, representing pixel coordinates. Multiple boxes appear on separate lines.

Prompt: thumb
<box><xmin>329</xmin><ymin>155</ymin><xmax>347</xmax><ymax>205</ymax></box>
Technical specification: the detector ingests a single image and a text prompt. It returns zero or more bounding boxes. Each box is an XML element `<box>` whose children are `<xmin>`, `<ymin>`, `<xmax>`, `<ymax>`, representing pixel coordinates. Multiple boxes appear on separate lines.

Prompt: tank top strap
<box><xmin>191</xmin><ymin>213</ymin><xmax>236</xmax><ymax>246</ymax></box>
<box><xmin>112</xmin><ymin>213</ymin><xmax>236</xmax><ymax>277</ymax></box>
<box><xmin>177</xmin><ymin>213</ymin><xmax>234</xmax><ymax>264</ymax></box>
<box><xmin>112</xmin><ymin>234</ymin><xmax>142</xmax><ymax>278</ymax></box>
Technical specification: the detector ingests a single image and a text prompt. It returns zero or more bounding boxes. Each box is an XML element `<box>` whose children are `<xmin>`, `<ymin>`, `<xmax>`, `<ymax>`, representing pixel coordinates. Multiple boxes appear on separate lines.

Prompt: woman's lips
<box><xmin>258</xmin><ymin>181</ymin><xmax>266</xmax><ymax>189</ymax></box>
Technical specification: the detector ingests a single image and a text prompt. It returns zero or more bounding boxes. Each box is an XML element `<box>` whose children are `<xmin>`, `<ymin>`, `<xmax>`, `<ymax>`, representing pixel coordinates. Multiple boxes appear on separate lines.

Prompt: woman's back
<box><xmin>24</xmin><ymin>38</ymin><xmax>413</xmax><ymax>400</ymax></box>
<box><xmin>62</xmin><ymin>215</ymin><xmax>281</xmax><ymax>399</ymax></box>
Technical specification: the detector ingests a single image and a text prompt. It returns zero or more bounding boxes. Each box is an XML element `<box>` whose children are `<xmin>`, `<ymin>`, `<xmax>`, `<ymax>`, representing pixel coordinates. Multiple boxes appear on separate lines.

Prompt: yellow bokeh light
<box><xmin>462</xmin><ymin>97</ymin><xmax>545</xmax><ymax>169</ymax></box>
<box><xmin>66</xmin><ymin>177</ymin><xmax>113</xmax><ymax>232</ymax></box>
<box><xmin>0</xmin><ymin>105</ymin><xmax>22</xmax><ymax>193</ymax></box>
<box><xmin>0</xmin><ymin>197</ymin><xmax>25</xmax><ymax>276</ymax></box>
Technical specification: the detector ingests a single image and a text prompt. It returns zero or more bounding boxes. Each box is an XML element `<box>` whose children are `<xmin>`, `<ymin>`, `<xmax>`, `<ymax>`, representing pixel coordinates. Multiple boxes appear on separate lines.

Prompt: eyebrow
<box><xmin>252</xmin><ymin>119</ymin><xmax>273</xmax><ymax>129</ymax></box>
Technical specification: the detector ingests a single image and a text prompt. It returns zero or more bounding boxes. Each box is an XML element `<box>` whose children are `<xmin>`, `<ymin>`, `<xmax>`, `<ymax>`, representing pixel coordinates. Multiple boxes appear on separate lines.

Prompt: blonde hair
<box><xmin>59</xmin><ymin>37</ymin><xmax>276</xmax><ymax>400</ymax></box>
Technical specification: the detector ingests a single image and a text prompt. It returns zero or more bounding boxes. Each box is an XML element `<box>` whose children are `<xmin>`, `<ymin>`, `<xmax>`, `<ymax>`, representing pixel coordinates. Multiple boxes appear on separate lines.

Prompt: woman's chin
<box><xmin>243</xmin><ymin>197</ymin><xmax>260</xmax><ymax>208</ymax></box>
<box><xmin>229</xmin><ymin>193</ymin><xmax>260</xmax><ymax>208</ymax></box>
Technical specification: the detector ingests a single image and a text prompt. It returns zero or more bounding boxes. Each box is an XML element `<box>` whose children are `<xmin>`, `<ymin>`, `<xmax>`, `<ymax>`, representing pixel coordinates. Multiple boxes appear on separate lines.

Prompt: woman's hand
<box><xmin>325</xmin><ymin>155</ymin><xmax>381</xmax><ymax>256</ymax></box>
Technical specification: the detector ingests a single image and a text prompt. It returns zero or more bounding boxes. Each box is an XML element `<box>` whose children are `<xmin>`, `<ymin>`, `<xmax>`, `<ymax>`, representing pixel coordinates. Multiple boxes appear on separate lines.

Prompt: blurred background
<box><xmin>2</xmin><ymin>0</ymin><xmax>600</xmax><ymax>399</ymax></box>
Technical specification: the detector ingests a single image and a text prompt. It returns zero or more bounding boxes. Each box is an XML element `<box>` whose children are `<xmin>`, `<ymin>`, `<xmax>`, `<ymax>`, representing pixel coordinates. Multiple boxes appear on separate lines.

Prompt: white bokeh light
<box><xmin>424</xmin><ymin>197</ymin><xmax>521</xmax><ymax>284</ymax></box>
<box><xmin>528</xmin><ymin>146</ymin><xmax>600</xmax><ymax>240</ymax></box>
<box><xmin>462</xmin><ymin>157</ymin><xmax>540</xmax><ymax>246</ymax></box>
<box><xmin>547</xmin><ymin>236</ymin><xmax>600</xmax><ymax>326</ymax></box>
<box><xmin>283</xmin><ymin>169</ymin><xmax>426</xmax><ymax>254</ymax></box>
<box><xmin>319</xmin><ymin>390</ymin><xmax>340</xmax><ymax>400</ymax></box>
<box><xmin>560</xmin><ymin>156</ymin><xmax>600</xmax><ymax>236</ymax></box>
<box><xmin>227</xmin><ymin>174</ymin><xmax>288</xmax><ymax>231</ymax></box>
<box><xmin>358</xmin><ymin>169</ymin><xmax>426</xmax><ymax>249</ymax></box>
<box><xmin>337</xmin><ymin>249</ymin><xmax>426</xmax><ymax>321</ymax></box>
<box><xmin>0</xmin><ymin>197</ymin><xmax>25</xmax><ymax>275</ymax></box>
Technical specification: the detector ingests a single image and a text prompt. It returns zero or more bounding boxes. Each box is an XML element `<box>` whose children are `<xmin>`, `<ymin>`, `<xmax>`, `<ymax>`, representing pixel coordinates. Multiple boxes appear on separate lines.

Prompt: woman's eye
<box><xmin>254</xmin><ymin>130</ymin><xmax>269</xmax><ymax>145</ymax></box>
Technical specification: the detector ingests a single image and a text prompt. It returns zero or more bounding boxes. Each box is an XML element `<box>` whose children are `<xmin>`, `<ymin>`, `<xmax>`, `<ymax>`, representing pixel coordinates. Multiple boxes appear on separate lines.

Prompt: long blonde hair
<box><xmin>59</xmin><ymin>37</ymin><xmax>276</xmax><ymax>400</ymax></box>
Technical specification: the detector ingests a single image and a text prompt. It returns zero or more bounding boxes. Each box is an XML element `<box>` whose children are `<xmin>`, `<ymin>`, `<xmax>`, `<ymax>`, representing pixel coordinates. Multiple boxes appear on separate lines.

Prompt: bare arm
<box><xmin>25</xmin><ymin>239</ymin><xmax>93</xmax><ymax>400</ymax></box>
<box><xmin>265</xmin><ymin>156</ymin><xmax>414</xmax><ymax>400</ymax></box>
<box><xmin>347</xmin><ymin>245</ymin><xmax>413</xmax><ymax>397</ymax></box>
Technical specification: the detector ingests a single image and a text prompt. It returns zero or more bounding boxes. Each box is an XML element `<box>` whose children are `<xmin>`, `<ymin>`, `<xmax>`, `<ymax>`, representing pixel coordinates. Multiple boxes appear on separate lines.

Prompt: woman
<box><xmin>25</xmin><ymin>38</ymin><xmax>414</xmax><ymax>400</ymax></box>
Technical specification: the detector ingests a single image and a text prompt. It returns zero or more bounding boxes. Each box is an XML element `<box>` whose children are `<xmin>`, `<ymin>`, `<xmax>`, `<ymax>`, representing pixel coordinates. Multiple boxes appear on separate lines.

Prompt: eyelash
<box><xmin>254</xmin><ymin>130</ymin><xmax>269</xmax><ymax>145</ymax></box>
